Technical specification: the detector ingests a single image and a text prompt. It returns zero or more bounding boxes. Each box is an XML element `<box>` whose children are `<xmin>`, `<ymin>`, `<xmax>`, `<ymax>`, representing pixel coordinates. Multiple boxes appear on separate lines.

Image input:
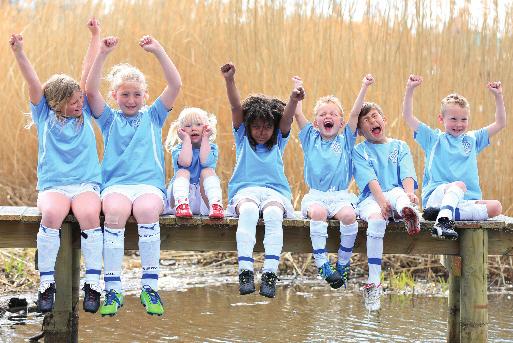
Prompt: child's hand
<box><xmin>487</xmin><ymin>81</ymin><xmax>502</xmax><ymax>95</ymax></box>
<box><xmin>290</xmin><ymin>86</ymin><xmax>305</xmax><ymax>102</ymax></box>
<box><xmin>87</xmin><ymin>17</ymin><xmax>100</xmax><ymax>35</ymax></box>
<box><xmin>9</xmin><ymin>33</ymin><xmax>23</xmax><ymax>53</ymax></box>
<box><xmin>378</xmin><ymin>199</ymin><xmax>392</xmax><ymax>219</ymax></box>
<box><xmin>406</xmin><ymin>192</ymin><xmax>419</xmax><ymax>205</ymax></box>
<box><xmin>101</xmin><ymin>36</ymin><xmax>118</xmax><ymax>53</ymax></box>
<box><xmin>177</xmin><ymin>128</ymin><xmax>190</xmax><ymax>142</ymax></box>
<box><xmin>220</xmin><ymin>63</ymin><xmax>236</xmax><ymax>79</ymax></box>
<box><xmin>363</xmin><ymin>74</ymin><xmax>374</xmax><ymax>87</ymax></box>
<box><xmin>292</xmin><ymin>76</ymin><xmax>303</xmax><ymax>89</ymax></box>
<box><xmin>202</xmin><ymin>125</ymin><xmax>213</xmax><ymax>138</ymax></box>
<box><xmin>406</xmin><ymin>74</ymin><xmax>423</xmax><ymax>90</ymax></box>
<box><xmin>139</xmin><ymin>35</ymin><xmax>164</xmax><ymax>54</ymax></box>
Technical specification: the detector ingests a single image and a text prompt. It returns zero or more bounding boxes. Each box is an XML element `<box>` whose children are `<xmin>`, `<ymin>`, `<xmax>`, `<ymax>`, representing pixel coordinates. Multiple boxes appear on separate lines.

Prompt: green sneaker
<box><xmin>140</xmin><ymin>286</ymin><xmax>164</xmax><ymax>316</ymax></box>
<box><xmin>99</xmin><ymin>289</ymin><xmax>124</xmax><ymax>317</ymax></box>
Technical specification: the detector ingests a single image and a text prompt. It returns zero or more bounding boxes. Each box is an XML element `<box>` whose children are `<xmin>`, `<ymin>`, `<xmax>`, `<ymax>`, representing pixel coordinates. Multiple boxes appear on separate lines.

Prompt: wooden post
<box><xmin>459</xmin><ymin>229</ymin><xmax>488</xmax><ymax>343</ymax></box>
<box><xmin>443</xmin><ymin>255</ymin><xmax>461</xmax><ymax>343</ymax></box>
<box><xmin>43</xmin><ymin>222</ymin><xmax>79</xmax><ymax>343</ymax></box>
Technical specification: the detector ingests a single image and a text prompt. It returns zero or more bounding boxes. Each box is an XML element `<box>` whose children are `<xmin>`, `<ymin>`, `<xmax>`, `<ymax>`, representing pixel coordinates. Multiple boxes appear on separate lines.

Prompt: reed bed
<box><xmin>1</xmin><ymin>0</ymin><xmax>512</xmax><ymax>214</ymax></box>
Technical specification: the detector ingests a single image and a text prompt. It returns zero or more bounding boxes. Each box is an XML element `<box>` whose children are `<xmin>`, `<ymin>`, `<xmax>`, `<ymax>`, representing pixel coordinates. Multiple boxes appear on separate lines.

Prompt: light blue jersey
<box><xmin>353</xmin><ymin>139</ymin><xmax>418</xmax><ymax>202</ymax></box>
<box><xmin>171</xmin><ymin>143</ymin><xmax>218</xmax><ymax>184</ymax></box>
<box><xmin>228</xmin><ymin>125</ymin><xmax>291</xmax><ymax>200</ymax></box>
<box><xmin>96</xmin><ymin>97</ymin><xmax>170</xmax><ymax>192</ymax></box>
<box><xmin>299</xmin><ymin>123</ymin><xmax>356</xmax><ymax>192</ymax></box>
<box><xmin>31</xmin><ymin>96</ymin><xmax>101</xmax><ymax>191</ymax></box>
<box><xmin>414</xmin><ymin>122</ymin><xmax>489</xmax><ymax>203</ymax></box>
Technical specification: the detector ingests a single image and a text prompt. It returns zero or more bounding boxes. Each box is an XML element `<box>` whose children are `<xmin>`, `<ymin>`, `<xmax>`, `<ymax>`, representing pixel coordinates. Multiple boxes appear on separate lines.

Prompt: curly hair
<box><xmin>242</xmin><ymin>94</ymin><xmax>285</xmax><ymax>150</ymax></box>
<box><xmin>357</xmin><ymin>102</ymin><xmax>384</xmax><ymax>128</ymax></box>
<box><xmin>440</xmin><ymin>93</ymin><xmax>470</xmax><ymax>116</ymax></box>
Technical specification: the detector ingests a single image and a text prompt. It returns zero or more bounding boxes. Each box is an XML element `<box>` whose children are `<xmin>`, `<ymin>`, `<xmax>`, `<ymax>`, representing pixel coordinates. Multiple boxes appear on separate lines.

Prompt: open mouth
<box><xmin>323</xmin><ymin>121</ymin><xmax>334</xmax><ymax>129</ymax></box>
<box><xmin>371</xmin><ymin>126</ymin><xmax>382</xmax><ymax>136</ymax></box>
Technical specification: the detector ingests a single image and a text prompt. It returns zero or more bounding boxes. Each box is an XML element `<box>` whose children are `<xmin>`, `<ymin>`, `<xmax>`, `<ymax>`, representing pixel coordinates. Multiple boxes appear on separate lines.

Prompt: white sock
<box><xmin>37</xmin><ymin>224</ymin><xmax>60</xmax><ymax>284</ymax></box>
<box><xmin>455</xmin><ymin>203</ymin><xmax>489</xmax><ymax>221</ymax></box>
<box><xmin>172</xmin><ymin>177</ymin><xmax>190</xmax><ymax>205</ymax></box>
<box><xmin>262</xmin><ymin>206</ymin><xmax>284</xmax><ymax>273</ymax></box>
<box><xmin>310</xmin><ymin>220</ymin><xmax>329</xmax><ymax>268</ymax></box>
<box><xmin>203</xmin><ymin>175</ymin><xmax>222</xmax><ymax>205</ymax></box>
<box><xmin>437</xmin><ymin>185</ymin><xmax>464</xmax><ymax>221</ymax></box>
<box><xmin>81</xmin><ymin>227</ymin><xmax>103</xmax><ymax>285</ymax></box>
<box><xmin>338</xmin><ymin>221</ymin><xmax>358</xmax><ymax>266</ymax></box>
<box><xmin>236</xmin><ymin>202</ymin><xmax>259</xmax><ymax>272</ymax></box>
<box><xmin>103</xmin><ymin>226</ymin><xmax>125</xmax><ymax>293</ymax></box>
<box><xmin>366</xmin><ymin>219</ymin><xmax>386</xmax><ymax>285</ymax></box>
<box><xmin>138</xmin><ymin>222</ymin><xmax>160</xmax><ymax>290</ymax></box>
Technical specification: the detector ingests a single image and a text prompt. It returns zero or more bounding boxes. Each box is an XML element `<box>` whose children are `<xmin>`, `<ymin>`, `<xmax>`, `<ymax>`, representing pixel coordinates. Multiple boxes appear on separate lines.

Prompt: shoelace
<box><xmin>240</xmin><ymin>272</ymin><xmax>252</xmax><ymax>283</ymax></box>
<box><xmin>143</xmin><ymin>286</ymin><xmax>163</xmax><ymax>305</ymax></box>
<box><xmin>262</xmin><ymin>273</ymin><xmax>278</xmax><ymax>285</ymax></box>
<box><xmin>85</xmin><ymin>285</ymin><xmax>100</xmax><ymax>301</ymax></box>
<box><xmin>104</xmin><ymin>290</ymin><xmax>120</xmax><ymax>306</ymax></box>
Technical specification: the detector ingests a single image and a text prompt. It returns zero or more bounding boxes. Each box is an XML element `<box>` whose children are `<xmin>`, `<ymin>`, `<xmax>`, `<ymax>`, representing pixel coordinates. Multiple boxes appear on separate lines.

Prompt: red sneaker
<box><xmin>209</xmin><ymin>203</ymin><xmax>224</xmax><ymax>219</ymax></box>
<box><xmin>402</xmin><ymin>206</ymin><xmax>420</xmax><ymax>236</ymax></box>
<box><xmin>175</xmin><ymin>203</ymin><xmax>192</xmax><ymax>218</ymax></box>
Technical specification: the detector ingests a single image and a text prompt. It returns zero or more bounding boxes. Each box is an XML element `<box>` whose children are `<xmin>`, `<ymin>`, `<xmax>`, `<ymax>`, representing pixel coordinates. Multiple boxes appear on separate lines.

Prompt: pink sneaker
<box><xmin>175</xmin><ymin>203</ymin><xmax>192</xmax><ymax>218</ymax></box>
<box><xmin>209</xmin><ymin>203</ymin><xmax>224</xmax><ymax>219</ymax></box>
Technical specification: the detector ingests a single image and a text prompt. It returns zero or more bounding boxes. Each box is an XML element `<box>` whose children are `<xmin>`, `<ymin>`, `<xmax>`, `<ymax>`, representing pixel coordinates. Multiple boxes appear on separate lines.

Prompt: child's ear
<box><xmin>438</xmin><ymin>113</ymin><xmax>444</xmax><ymax>123</ymax></box>
<box><xmin>111</xmin><ymin>90</ymin><xmax>117</xmax><ymax>100</ymax></box>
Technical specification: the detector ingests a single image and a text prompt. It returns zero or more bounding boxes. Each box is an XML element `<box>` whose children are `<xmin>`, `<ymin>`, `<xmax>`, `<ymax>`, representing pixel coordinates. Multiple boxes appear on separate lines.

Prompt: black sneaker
<box><xmin>37</xmin><ymin>282</ymin><xmax>56</xmax><ymax>313</ymax></box>
<box><xmin>432</xmin><ymin>217</ymin><xmax>458</xmax><ymax>240</ymax></box>
<box><xmin>422</xmin><ymin>207</ymin><xmax>440</xmax><ymax>221</ymax></box>
<box><xmin>319</xmin><ymin>262</ymin><xmax>344</xmax><ymax>289</ymax></box>
<box><xmin>238</xmin><ymin>270</ymin><xmax>256</xmax><ymax>295</ymax></box>
<box><xmin>83</xmin><ymin>283</ymin><xmax>101</xmax><ymax>313</ymax></box>
<box><xmin>259</xmin><ymin>272</ymin><xmax>278</xmax><ymax>298</ymax></box>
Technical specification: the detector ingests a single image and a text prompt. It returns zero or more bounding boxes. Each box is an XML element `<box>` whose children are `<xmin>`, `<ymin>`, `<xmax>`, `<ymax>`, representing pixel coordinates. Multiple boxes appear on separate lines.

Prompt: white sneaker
<box><xmin>362</xmin><ymin>283</ymin><xmax>382</xmax><ymax>312</ymax></box>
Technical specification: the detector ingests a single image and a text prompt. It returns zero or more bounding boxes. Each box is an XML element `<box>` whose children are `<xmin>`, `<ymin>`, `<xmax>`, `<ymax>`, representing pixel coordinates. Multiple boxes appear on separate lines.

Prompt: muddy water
<box><xmin>3</xmin><ymin>283</ymin><xmax>513</xmax><ymax>342</ymax></box>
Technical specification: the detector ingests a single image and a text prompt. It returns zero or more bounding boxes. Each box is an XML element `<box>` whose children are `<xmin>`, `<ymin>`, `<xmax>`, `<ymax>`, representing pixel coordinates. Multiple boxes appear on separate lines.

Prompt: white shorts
<box><xmin>300</xmin><ymin>188</ymin><xmax>357</xmax><ymax>219</ymax></box>
<box><xmin>38</xmin><ymin>183</ymin><xmax>100</xmax><ymax>201</ymax></box>
<box><xmin>226</xmin><ymin>186</ymin><xmax>296</xmax><ymax>218</ymax></box>
<box><xmin>357</xmin><ymin>187</ymin><xmax>410</xmax><ymax>222</ymax></box>
<box><xmin>165</xmin><ymin>182</ymin><xmax>209</xmax><ymax>215</ymax></box>
<box><xmin>425</xmin><ymin>183</ymin><xmax>487</xmax><ymax>220</ymax></box>
<box><xmin>101</xmin><ymin>184</ymin><xmax>165</xmax><ymax>207</ymax></box>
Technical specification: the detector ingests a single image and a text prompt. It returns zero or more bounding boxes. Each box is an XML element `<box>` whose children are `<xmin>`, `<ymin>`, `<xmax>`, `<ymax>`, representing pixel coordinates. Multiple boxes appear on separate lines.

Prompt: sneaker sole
<box><xmin>239</xmin><ymin>289</ymin><xmax>256</xmax><ymax>295</ymax></box>
<box><xmin>141</xmin><ymin>300</ymin><xmax>164</xmax><ymax>316</ymax></box>
<box><xmin>402</xmin><ymin>207</ymin><xmax>420</xmax><ymax>236</ymax></box>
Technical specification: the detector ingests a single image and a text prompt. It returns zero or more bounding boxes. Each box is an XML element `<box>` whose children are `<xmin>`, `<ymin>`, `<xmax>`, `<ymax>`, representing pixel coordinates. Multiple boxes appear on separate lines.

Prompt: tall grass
<box><xmin>1</xmin><ymin>0</ymin><xmax>512</xmax><ymax>214</ymax></box>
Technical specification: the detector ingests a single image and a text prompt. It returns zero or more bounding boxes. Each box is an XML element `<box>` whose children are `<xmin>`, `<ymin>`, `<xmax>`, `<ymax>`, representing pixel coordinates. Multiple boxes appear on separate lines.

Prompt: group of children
<box><xmin>10</xmin><ymin>18</ymin><xmax>506</xmax><ymax>316</ymax></box>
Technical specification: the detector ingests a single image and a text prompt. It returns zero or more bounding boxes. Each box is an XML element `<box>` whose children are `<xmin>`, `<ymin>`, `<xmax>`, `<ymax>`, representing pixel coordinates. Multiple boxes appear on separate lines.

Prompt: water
<box><xmin>2</xmin><ymin>283</ymin><xmax>513</xmax><ymax>343</ymax></box>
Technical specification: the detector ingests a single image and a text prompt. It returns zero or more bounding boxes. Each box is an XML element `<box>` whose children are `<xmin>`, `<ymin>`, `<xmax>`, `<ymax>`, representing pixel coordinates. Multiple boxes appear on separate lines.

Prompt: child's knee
<box><xmin>200</xmin><ymin>168</ymin><xmax>215</xmax><ymax>179</ymax></box>
<box><xmin>75</xmin><ymin>207</ymin><xmax>101</xmax><ymax>229</ymax></box>
<box><xmin>449</xmin><ymin>181</ymin><xmax>467</xmax><ymax>193</ymax></box>
<box><xmin>308</xmin><ymin>204</ymin><xmax>328</xmax><ymax>221</ymax></box>
<box><xmin>175</xmin><ymin>169</ymin><xmax>190</xmax><ymax>179</ymax></box>
<box><xmin>41</xmin><ymin>207</ymin><xmax>68</xmax><ymax>228</ymax></box>
<box><xmin>487</xmin><ymin>200</ymin><xmax>502</xmax><ymax>217</ymax></box>
<box><xmin>335</xmin><ymin>207</ymin><xmax>356</xmax><ymax>224</ymax></box>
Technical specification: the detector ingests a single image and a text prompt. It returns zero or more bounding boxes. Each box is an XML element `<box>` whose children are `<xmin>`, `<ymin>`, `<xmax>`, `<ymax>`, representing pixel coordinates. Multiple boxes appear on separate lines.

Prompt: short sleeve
<box><xmin>343</xmin><ymin>124</ymin><xmax>358</xmax><ymax>151</ymax></box>
<box><xmin>398</xmin><ymin>141</ymin><xmax>418</xmax><ymax>188</ymax></box>
<box><xmin>30</xmin><ymin>96</ymin><xmax>50</xmax><ymax>125</ymax></box>
<box><xmin>233</xmin><ymin>124</ymin><xmax>246</xmax><ymax>148</ymax></box>
<box><xmin>148</xmin><ymin>97</ymin><xmax>171</xmax><ymax>127</ymax></box>
<box><xmin>94</xmin><ymin>104</ymin><xmax>114</xmax><ymax>133</ymax></box>
<box><xmin>414</xmin><ymin>122</ymin><xmax>438</xmax><ymax>152</ymax></box>
<box><xmin>171</xmin><ymin>144</ymin><xmax>183</xmax><ymax>169</ymax></box>
<box><xmin>352</xmin><ymin>145</ymin><xmax>378</xmax><ymax>194</ymax></box>
<box><xmin>200</xmin><ymin>143</ymin><xmax>218</xmax><ymax>169</ymax></box>
<box><xmin>298</xmin><ymin>122</ymin><xmax>314</xmax><ymax>151</ymax></box>
<box><xmin>474</xmin><ymin>128</ymin><xmax>490</xmax><ymax>153</ymax></box>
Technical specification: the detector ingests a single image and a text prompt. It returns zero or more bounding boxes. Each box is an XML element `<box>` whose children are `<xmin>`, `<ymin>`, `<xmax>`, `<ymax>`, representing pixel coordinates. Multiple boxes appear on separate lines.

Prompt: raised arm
<box><xmin>139</xmin><ymin>35</ymin><xmax>181</xmax><ymax>110</ymax></box>
<box><xmin>281</xmin><ymin>83</ymin><xmax>305</xmax><ymax>134</ymax></box>
<box><xmin>10</xmin><ymin>34</ymin><xmax>42</xmax><ymax>104</ymax></box>
<box><xmin>220</xmin><ymin>63</ymin><xmax>243</xmax><ymax>129</ymax></box>
<box><xmin>402</xmin><ymin>75</ymin><xmax>423</xmax><ymax>131</ymax></box>
<box><xmin>80</xmin><ymin>18</ymin><xmax>101</xmax><ymax>91</ymax></box>
<box><xmin>347</xmin><ymin>74</ymin><xmax>374</xmax><ymax>132</ymax></box>
<box><xmin>484</xmin><ymin>81</ymin><xmax>506</xmax><ymax>137</ymax></box>
<box><xmin>86</xmin><ymin>36</ymin><xmax>117</xmax><ymax>117</ymax></box>
<box><xmin>291</xmin><ymin>76</ymin><xmax>308</xmax><ymax>129</ymax></box>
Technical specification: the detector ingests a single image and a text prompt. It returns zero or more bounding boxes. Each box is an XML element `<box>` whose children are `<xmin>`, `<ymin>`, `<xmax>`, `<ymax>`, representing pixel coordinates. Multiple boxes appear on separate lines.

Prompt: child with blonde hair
<box><xmin>165</xmin><ymin>107</ymin><xmax>224</xmax><ymax>218</ymax></box>
<box><xmin>86</xmin><ymin>35</ymin><xmax>181</xmax><ymax>316</ymax></box>
<box><xmin>293</xmin><ymin>75</ymin><xmax>374</xmax><ymax>289</ymax></box>
<box><xmin>403</xmin><ymin>75</ymin><xmax>505</xmax><ymax>240</ymax></box>
<box><xmin>10</xmin><ymin>19</ymin><xmax>104</xmax><ymax>314</ymax></box>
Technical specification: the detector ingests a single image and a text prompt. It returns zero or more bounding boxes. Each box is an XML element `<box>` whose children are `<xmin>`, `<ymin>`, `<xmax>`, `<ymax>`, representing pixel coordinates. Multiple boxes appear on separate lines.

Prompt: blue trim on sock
<box><xmin>238</xmin><ymin>256</ymin><xmax>254</xmax><ymax>262</ymax></box>
<box><xmin>265</xmin><ymin>255</ymin><xmax>280</xmax><ymax>260</ymax></box>
<box><xmin>339</xmin><ymin>245</ymin><xmax>353</xmax><ymax>252</ymax></box>
<box><xmin>86</xmin><ymin>269</ymin><xmax>101</xmax><ymax>275</ymax></box>
<box><xmin>313</xmin><ymin>248</ymin><xmax>326</xmax><ymax>254</ymax></box>
<box><xmin>455</xmin><ymin>208</ymin><xmax>461</xmax><ymax>221</ymax></box>
<box><xmin>440</xmin><ymin>205</ymin><xmax>455</xmax><ymax>215</ymax></box>
<box><xmin>368</xmin><ymin>258</ymin><xmax>382</xmax><ymax>265</ymax></box>
<box><xmin>142</xmin><ymin>273</ymin><xmax>159</xmax><ymax>280</ymax></box>
<box><xmin>104</xmin><ymin>276</ymin><xmax>121</xmax><ymax>282</ymax></box>
<box><xmin>39</xmin><ymin>271</ymin><xmax>55</xmax><ymax>276</ymax></box>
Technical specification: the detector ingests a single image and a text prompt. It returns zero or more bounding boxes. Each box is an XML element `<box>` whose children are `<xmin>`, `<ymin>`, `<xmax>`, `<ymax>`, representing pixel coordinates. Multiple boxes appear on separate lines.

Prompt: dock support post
<box><xmin>444</xmin><ymin>255</ymin><xmax>461</xmax><ymax>343</ymax></box>
<box><xmin>459</xmin><ymin>229</ymin><xmax>488</xmax><ymax>343</ymax></box>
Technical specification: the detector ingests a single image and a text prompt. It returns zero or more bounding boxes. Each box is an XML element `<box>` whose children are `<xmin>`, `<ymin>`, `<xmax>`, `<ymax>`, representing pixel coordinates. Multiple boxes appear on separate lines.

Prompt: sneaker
<box><xmin>99</xmin><ymin>289</ymin><xmax>124</xmax><ymax>317</ymax></box>
<box><xmin>319</xmin><ymin>262</ymin><xmax>344</xmax><ymax>289</ymax></box>
<box><xmin>432</xmin><ymin>217</ymin><xmax>458</xmax><ymax>240</ymax></box>
<box><xmin>336</xmin><ymin>261</ymin><xmax>351</xmax><ymax>287</ymax></box>
<box><xmin>209</xmin><ymin>203</ymin><xmax>225</xmax><ymax>219</ymax></box>
<box><xmin>362</xmin><ymin>283</ymin><xmax>382</xmax><ymax>312</ymax></box>
<box><xmin>259</xmin><ymin>272</ymin><xmax>278</xmax><ymax>298</ymax></box>
<box><xmin>140</xmin><ymin>286</ymin><xmax>164</xmax><ymax>316</ymax></box>
<box><xmin>37</xmin><ymin>282</ymin><xmax>56</xmax><ymax>313</ymax></box>
<box><xmin>401</xmin><ymin>206</ymin><xmax>421</xmax><ymax>236</ymax></box>
<box><xmin>83</xmin><ymin>283</ymin><xmax>102</xmax><ymax>313</ymax></box>
<box><xmin>175</xmin><ymin>203</ymin><xmax>193</xmax><ymax>218</ymax></box>
<box><xmin>238</xmin><ymin>270</ymin><xmax>256</xmax><ymax>295</ymax></box>
<box><xmin>422</xmin><ymin>207</ymin><xmax>440</xmax><ymax>221</ymax></box>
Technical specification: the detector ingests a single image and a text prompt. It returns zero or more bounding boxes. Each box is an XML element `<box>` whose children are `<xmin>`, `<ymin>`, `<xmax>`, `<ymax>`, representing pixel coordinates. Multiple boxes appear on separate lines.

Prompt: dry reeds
<box><xmin>1</xmin><ymin>0</ymin><xmax>512</xmax><ymax>213</ymax></box>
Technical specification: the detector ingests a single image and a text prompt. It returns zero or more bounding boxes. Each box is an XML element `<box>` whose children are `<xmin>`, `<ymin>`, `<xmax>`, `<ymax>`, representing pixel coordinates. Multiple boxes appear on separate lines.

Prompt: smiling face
<box><xmin>439</xmin><ymin>104</ymin><xmax>469</xmax><ymax>137</ymax></box>
<box><xmin>313</xmin><ymin>102</ymin><xmax>344</xmax><ymax>140</ymax></box>
<box><xmin>112</xmin><ymin>81</ymin><xmax>147</xmax><ymax>116</ymax></box>
<box><xmin>62</xmin><ymin>90</ymin><xmax>84</xmax><ymax>117</ymax></box>
<box><xmin>358</xmin><ymin>107</ymin><xmax>387</xmax><ymax>144</ymax></box>
<box><xmin>249</xmin><ymin>118</ymin><xmax>274</xmax><ymax>145</ymax></box>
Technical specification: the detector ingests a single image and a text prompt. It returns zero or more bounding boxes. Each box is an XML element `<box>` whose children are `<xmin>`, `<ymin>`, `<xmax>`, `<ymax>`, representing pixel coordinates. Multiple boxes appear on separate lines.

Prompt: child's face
<box><xmin>313</xmin><ymin>103</ymin><xmax>344</xmax><ymax>140</ymax></box>
<box><xmin>439</xmin><ymin>104</ymin><xmax>469</xmax><ymax>137</ymax></box>
<box><xmin>249</xmin><ymin>118</ymin><xmax>274</xmax><ymax>145</ymax></box>
<box><xmin>112</xmin><ymin>81</ymin><xmax>147</xmax><ymax>116</ymax></box>
<box><xmin>63</xmin><ymin>90</ymin><xmax>84</xmax><ymax>117</ymax></box>
<box><xmin>358</xmin><ymin>108</ymin><xmax>387</xmax><ymax>144</ymax></box>
<box><xmin>183</xmin><ymin>119</ymin><xmax>206</xmax><ymax>146</ymax></box>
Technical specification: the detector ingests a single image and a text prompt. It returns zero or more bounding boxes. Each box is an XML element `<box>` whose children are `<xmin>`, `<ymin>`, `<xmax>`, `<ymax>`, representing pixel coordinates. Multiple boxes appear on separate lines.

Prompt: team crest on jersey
<box><xmin>388</xmin><ymin>147</ymin><xmax>399</xmax><ymax>164</ymax></box>
<box><xmin>331</xmin><ymin>141</ymin><xmax>342</xmax><ymax>154</ymax></box>
<box><xmin>462</xmin><ymin>138</ymin><xmax>471</xmax><ymax>155</ymax></box>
